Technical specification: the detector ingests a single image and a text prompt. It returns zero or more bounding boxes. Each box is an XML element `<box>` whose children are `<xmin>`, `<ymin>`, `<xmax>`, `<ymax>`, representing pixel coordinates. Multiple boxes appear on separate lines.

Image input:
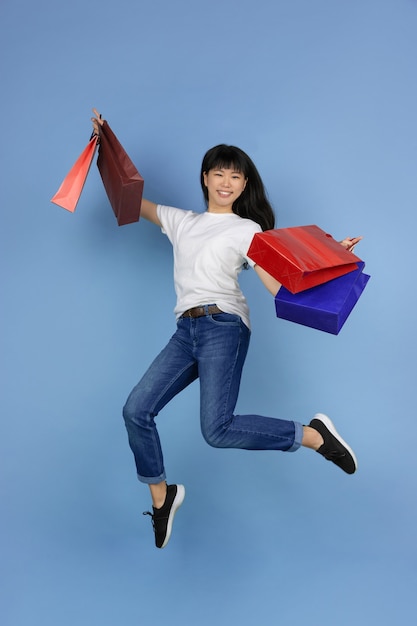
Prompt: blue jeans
<box><xmin>122</xmin><ymin>308</ymin><xmax>303</xmax><ymax>484</ymax></box>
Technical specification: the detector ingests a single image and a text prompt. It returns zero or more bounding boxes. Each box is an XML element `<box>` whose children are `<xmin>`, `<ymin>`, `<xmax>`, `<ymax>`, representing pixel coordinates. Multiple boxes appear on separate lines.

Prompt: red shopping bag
<box><xmin>247</xmin><ymin>225</ymin><xmax>361</xmax><ymax>293</ymax></box>
<box><xmin>51</xmin><ymin>135</ymin><xmax>98</xmax><ymax>212</ymax></box>
<box><xmin>96</xmin><ymin>120</ymin><xmax>144</xmax><ymax>226</ymax></box>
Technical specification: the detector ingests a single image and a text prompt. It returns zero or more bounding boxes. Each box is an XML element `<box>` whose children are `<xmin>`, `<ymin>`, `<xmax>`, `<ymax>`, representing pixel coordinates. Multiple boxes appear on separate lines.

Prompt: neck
<box><xmin>207</xmin><ymin>204</ymin><xmax>234</xmax><ymax>214</ymax></box>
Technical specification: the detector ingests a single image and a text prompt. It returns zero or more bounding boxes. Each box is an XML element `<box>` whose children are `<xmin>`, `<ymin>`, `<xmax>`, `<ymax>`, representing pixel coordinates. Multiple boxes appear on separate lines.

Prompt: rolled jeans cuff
<box><xmin>137</xmin><ymin>471</ymin><xmax>166</xmax><ymax>485</ymax></box>
<box><xmin>287</xmin><ymin>421</ymin><xmax>303</xmax><ymax>452</ymax></box>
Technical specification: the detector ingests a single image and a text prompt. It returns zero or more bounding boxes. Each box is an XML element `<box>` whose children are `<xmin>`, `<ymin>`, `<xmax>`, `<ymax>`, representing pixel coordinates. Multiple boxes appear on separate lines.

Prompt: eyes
<box><xmin>213</xmin><ymin>169</ymin><xmax>244</xmax><ymax>180</ymax></box>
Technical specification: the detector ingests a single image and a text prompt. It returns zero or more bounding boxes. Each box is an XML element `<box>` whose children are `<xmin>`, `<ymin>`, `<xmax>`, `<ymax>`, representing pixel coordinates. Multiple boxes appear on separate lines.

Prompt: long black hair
<box><xmin>200</xmin><ymin>144</ymin><xmax>275</xmax><ymax>231</ymax></box>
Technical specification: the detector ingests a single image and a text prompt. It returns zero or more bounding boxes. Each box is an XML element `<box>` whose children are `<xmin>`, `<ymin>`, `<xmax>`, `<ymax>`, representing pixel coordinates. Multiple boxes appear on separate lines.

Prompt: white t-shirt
<box><xmin>157</xmin><ymin>205</ymin><xmax>262</xmax><ymax>329</ymax></box>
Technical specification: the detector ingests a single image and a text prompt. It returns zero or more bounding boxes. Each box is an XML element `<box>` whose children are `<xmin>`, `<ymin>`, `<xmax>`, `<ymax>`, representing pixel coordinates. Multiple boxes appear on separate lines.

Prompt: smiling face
<box><xmin>203</xmin><ymin>168</ymin><xmax>247</xmax><ymax>213</ymax></box>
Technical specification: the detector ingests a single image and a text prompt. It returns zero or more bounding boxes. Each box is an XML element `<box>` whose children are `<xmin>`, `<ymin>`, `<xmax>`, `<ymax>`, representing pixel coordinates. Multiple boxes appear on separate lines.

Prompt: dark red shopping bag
<box><xmin>96</xmin><ymin>120</ymin><xmax>144</xmax><ymax>226</ymax></box>
<box><xmin>51</xmin><ymin>135</ymin><xmax>98</xmax><ymax>212</ymax></box>
<box><xmin>247</xmin><ymin>225</ymin><xmax>361</xmax><ymax>293</ymax></box>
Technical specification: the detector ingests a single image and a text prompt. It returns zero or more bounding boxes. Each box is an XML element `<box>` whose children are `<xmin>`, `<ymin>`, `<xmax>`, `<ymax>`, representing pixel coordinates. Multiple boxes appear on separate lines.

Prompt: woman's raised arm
<box><xmin>140</xmin><ymin>199</ymin><xmax>161</xmax><ymax>225</ymax></box>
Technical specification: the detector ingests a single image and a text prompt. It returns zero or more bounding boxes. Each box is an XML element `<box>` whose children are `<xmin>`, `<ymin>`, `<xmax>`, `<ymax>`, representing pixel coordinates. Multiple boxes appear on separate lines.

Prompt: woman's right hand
<box><xmin>91</xmin><ymin>108</ymin><xmax>104</xmax><ymax>137</ymax></box>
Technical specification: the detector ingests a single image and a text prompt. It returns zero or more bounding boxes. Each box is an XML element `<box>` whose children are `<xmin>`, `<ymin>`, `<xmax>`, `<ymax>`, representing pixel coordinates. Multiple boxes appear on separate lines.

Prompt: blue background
<box><xmin>1</xmin><ymin>0</ymin><xmax>416</xmax><ymax>624</ymax></box>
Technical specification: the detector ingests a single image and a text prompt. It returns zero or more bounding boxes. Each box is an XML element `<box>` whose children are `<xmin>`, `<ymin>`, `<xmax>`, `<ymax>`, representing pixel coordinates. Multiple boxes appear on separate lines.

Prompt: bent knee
<box><xmin>122</xmin><ymin>401</ymin><xmax>135</xmax><ymax>424</ymax></box>
<box><xmin>122</xmin><ymin>396</ymin><xmax>157</xmax><ymax>428</ymax></box>
<box><xmin>122</xmin><ymin>398</ymin><xmax>145</xmax><ymax>425</ymax></box>
<box><xmin>201</xmin><ymin>426</ymin><xmax>228</xmax><ymax>449</ymax></box>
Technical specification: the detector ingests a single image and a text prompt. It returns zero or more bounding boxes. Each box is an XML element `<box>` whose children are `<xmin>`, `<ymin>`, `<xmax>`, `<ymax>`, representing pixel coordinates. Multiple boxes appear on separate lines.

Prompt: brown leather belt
<box><xmin>180</xmin><ymin>305</ymin><xmax>223</xmax><ymax>318</ymax></box>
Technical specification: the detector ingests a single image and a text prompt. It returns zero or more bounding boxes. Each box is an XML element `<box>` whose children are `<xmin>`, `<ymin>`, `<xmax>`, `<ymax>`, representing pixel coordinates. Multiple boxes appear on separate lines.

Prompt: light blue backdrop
<box><xmin>1</xmin><ymin>0</ymin><xmax>416</xmax><ymax>624</ymax></box>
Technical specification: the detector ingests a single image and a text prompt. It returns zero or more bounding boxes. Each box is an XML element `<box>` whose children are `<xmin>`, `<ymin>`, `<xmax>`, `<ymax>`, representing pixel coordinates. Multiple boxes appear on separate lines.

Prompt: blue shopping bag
<box><xmin>274</xmin><ymin>262</ymin><xmax>370</xmax><ymax>335</ymax></box>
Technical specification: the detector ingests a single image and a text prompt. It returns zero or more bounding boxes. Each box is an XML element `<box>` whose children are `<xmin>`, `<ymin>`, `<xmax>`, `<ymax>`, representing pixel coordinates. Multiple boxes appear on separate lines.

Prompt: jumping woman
<box><xmin>92</xmin><ymin>111</ymin><xmax>361</xmax><ymax>549</ymax></box>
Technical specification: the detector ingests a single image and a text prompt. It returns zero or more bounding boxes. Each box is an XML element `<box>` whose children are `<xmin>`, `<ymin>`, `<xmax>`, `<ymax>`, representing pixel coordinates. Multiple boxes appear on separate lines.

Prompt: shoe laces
<box><xmin>143</xmin><ymin>510</ymin><xmax>156</xmax><ymax>532</ymax></box>
<box><xmin>143</xmin><ymin>509</ymin><xmax>169</xmax><ymax>525</ymax></box>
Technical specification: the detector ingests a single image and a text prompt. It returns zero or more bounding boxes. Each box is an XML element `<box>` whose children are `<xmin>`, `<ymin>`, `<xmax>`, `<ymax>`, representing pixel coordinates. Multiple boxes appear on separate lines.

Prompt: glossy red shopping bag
<box><xmin>274</xmin><ymin>262</ymin><xmax>370</xmax><ymax>334</ymax></box>
<box><xmin>96</xmin><ymin>120</ymin><xmax>144</xmax><ymax>226</ymax></box>
<box><xmin>51</xmin><ymin>135</ymin><xmax>98</xmax><ymax>212</ymax></box>
<box><xmin>247</xmin><ymin>225</ymin><xmax>361</xmax><ymax>293</ymax></box>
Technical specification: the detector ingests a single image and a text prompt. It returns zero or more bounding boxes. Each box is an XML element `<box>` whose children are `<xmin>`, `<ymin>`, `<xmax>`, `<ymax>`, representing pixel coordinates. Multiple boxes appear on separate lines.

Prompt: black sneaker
<box><xmin>309</xmin><ymin>413</ymin><xmax>357</xmax><ymax>475</ymax></box>
<box><xmin>143</xmin><ymin>484</ymin><xmax>185</xmax><ymax>548</ymax></box>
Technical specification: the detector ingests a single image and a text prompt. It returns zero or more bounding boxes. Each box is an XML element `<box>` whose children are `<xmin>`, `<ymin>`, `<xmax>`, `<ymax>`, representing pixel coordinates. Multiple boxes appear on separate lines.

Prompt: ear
<box><xmin>203</xmin><ymin>171</ymin><xmax>208</xmax><ymax>187</ymax></box>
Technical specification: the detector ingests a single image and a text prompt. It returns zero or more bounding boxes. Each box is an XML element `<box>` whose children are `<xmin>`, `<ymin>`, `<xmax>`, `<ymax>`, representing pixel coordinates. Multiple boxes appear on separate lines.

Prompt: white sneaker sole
<box><xmin>314</xmin><ymin>413</ymin><xmax>358</xmax><ymax>472</ymax></box>
<box><xmin>161</xmin><ymin>484</ymin><xmax>185</xmax><ymax>549</ymax></box>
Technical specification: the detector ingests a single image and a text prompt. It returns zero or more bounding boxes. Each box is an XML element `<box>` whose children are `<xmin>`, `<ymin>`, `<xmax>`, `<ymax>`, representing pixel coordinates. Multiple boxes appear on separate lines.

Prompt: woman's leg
<box><xmin>197</xmin><ymin>313</ymin><xmax>303</xmax><ymax>452</ymax></box>
<box><xmin>196</xmin><ymin>312</ymin><xmax>357</xmax><ymax>474</ymax></box>
<box><xmin>122</xmin><ymin>325</ymin><xmax>198</xmax><ymax>488</ymax></box>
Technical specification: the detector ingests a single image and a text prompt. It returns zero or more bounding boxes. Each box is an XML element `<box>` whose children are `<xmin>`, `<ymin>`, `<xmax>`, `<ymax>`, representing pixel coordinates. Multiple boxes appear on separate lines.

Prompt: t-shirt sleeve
<box><xmin>157</xmin><ymin>204</ymin><xmax>189</xmax><ymax>242</ymax></box>
<box><xmin>242</xmin><ymin>222</ymin><xmax>262</xmax><ymax>268</ymax></box>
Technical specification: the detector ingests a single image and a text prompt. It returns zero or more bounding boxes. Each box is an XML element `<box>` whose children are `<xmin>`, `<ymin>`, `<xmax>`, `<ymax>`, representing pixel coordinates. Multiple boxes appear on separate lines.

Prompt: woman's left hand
<box><xmin>340</xmin><ymin>236</ymin><xmax>363</xmax><ymax>253</ymax></box>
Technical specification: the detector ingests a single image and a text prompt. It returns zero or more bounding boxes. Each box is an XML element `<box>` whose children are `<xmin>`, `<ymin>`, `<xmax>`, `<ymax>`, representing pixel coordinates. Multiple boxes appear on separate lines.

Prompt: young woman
<box><xmin>92</xmin><ymin>111</ymin><xmax>361</xmax><ymax>549</ymax></box>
